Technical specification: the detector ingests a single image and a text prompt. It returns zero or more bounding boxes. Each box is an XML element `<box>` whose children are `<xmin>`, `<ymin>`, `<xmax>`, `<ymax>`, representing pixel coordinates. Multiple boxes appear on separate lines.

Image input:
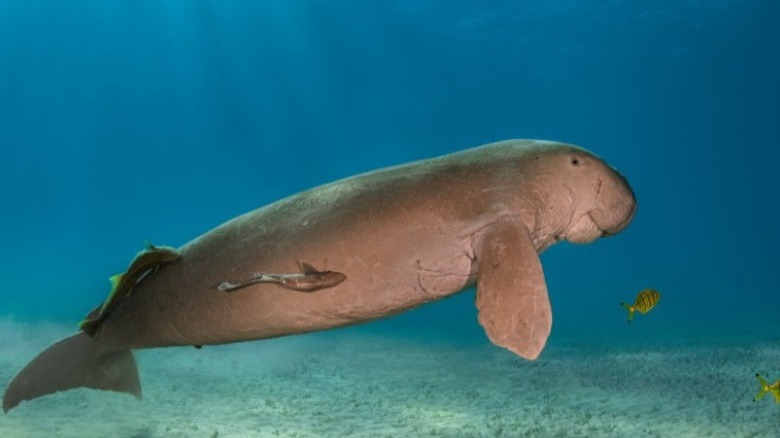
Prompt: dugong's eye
<box><xmin>571</xmin><ymin>157</ymin><xmax>581</xmax><ymax>166</ymax></box>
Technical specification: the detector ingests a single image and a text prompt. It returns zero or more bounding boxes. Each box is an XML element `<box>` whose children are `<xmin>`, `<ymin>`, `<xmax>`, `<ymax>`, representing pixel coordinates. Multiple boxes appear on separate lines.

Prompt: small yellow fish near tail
<box><xmin>620</xmin><ymin>288</ymin><xmax>660</xmax><ymax>322</ymax></box>
<box><xmin>754</xmin><ymin>373</ymin><xmax>780</xmax><ymax>403</ymax></box>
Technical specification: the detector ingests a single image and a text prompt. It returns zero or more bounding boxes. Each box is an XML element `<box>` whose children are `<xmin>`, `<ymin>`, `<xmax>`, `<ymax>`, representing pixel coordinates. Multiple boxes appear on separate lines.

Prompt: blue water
<box><xmin>1</xmin><ymin>0</ymin><xmax>778</xmax><ymax>370</ymax></box>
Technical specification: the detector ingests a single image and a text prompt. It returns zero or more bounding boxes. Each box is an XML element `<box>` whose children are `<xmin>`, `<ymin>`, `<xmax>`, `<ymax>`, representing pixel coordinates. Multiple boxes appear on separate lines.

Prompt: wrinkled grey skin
<box><xmin>3</xmin><ymin>139</ymin><xmax>636</xmax><ymax>412</ymax></box>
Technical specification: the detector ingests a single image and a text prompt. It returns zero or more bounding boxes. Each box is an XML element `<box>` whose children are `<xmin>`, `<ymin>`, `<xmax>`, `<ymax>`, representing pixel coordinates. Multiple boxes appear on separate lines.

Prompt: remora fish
<box><xmin>218</xmin><ymin>261</ymin><xmax>347</xmax><ymax>292</ymax></box>
<box><xmin>80</xmin><ymin>243</ymin><xmax>180</xmax><ymax>337</ymax></box>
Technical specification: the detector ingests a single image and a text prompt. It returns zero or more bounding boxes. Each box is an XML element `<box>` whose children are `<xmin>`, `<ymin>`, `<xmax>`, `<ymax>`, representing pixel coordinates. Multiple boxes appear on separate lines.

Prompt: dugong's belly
<box><xmin>100</xmin><ymin>205</ymin><xmax>484</xmax><ymax>349</ymax></box>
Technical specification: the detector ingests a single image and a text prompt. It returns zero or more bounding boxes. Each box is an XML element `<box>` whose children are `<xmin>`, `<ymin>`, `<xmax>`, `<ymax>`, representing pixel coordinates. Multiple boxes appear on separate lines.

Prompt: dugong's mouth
<box><xmin>565</xmin><ymin>213</ymin><xmax>602</xmax><ymax>244</ymax></box>
<box><xmin>594</xmin><ymin>200</ymin><xmax>637</xmax><ymax>237</ymax></box>
<box><xmin>592</xmin><ymin>168</ymin><xmax>638</xmax><ymax>237</ymax></box>
<box><xmin>565</xmin><ymin>201</ymin><xmax>637</xmax><ymax>244</ymax></box>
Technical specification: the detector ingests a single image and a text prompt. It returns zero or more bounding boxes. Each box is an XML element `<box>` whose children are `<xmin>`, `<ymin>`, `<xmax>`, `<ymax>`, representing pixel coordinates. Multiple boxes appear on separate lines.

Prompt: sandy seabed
<box><xmin>1</xmin><ymin>318</ymin><xmax>778</xmax><ymax>438</ymax></box>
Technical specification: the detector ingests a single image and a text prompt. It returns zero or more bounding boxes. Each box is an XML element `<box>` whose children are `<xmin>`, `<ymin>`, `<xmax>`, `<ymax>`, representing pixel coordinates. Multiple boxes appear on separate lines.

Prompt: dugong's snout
<box><xmin>591</xmin><ymin>168</ymin><xmax>637</xmax><ymax>237</ymax></box>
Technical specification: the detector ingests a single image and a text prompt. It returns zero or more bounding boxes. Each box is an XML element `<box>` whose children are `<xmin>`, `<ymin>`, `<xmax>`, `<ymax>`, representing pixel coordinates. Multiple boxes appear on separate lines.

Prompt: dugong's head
<box><xmin>518</xmin><ymin>141</ymin><xmax>637</xmax><ymax>247</ymax></box>
<box><xmin>473</xmin><ymin>140</ymin><xmax>636</xmax><ymax>362</ymax></box>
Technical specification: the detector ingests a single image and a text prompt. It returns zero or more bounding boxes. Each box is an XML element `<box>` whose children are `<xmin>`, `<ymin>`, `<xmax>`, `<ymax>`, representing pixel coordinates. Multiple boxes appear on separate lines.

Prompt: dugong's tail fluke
<box><xmin>3</xmin><ymin>333</ymin><xmax>140</xmax><ymax>413</ymax></box>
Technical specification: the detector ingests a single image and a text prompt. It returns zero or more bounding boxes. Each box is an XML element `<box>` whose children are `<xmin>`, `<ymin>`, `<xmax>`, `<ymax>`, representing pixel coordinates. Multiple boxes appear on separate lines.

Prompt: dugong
<box><xmin>3</xmin><ymin>139</ymin><xmax>636</xmax><ymax>412</ymax></box>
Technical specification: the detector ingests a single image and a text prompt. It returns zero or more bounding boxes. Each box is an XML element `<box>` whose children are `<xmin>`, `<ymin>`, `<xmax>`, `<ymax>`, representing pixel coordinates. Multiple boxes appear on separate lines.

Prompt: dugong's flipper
<box><xmin>2</xmin><ymin>333</ymin><xmax>140</xmax><ymax>412</ymax></box>
<box><xmin>475</xmin><ymin>222</ymin><xmax>551</xmax><ymax>360</ymax></box>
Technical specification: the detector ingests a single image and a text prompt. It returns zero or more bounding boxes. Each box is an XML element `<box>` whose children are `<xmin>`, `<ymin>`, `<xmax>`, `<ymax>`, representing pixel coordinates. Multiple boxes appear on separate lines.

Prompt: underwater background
<box><xmin>1</xmin><ymin>0</ymin><xmax>780</xmax><ymax>436</ymax></box>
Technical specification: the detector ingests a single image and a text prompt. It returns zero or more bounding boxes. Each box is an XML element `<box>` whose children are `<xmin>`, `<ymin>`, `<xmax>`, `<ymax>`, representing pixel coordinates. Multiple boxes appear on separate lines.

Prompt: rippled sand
<box><xmin>1</xmin><ymin>318</ymin><xmax>778</xmax><ymax>437</ymax></box>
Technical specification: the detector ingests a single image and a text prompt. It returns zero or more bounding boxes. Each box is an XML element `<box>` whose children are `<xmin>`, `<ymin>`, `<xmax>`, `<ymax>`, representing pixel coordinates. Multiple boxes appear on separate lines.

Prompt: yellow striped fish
<box><xmin>620</xmin><ymin>288</ymin><xmax>660</xmax><ymax>322</ymax></box>
<box><xmin>754</xmin><ymin>373</ymin><xmax>780</xmax><ymax>403</ymax></box>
